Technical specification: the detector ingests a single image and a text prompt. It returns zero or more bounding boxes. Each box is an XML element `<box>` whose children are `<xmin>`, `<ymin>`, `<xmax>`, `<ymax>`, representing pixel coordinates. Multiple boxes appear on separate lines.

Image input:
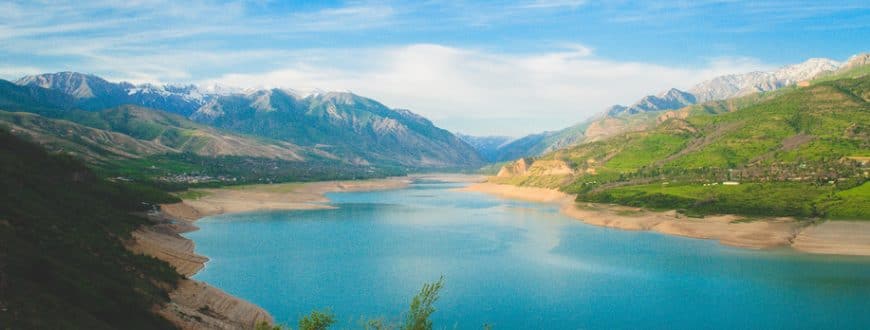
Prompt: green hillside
<box><xmin>0</xmin><ymin>131</ymin><xmax>181</xmax><ymax>328</ymax></box>
<box><xmin>0</xmin><ymin>82</ymin><xmax>406</xmax><ymax>188</ymax></box>
<box><xmin>501</xmin><ymin>73</ymin><xmax>870</xmax><ymax>220</ymax></box>
<box><xmin>10</xmin><ymin>73</ymin><xmax>485</xmax><ymax>169</ymax></box>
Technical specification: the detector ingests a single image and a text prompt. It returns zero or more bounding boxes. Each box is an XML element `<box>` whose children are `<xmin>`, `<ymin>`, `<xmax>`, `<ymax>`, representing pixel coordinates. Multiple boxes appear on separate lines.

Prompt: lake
<box><xmin>187</xmin><ymin>180</ymin><xmax>870</xmax><ymax>329</ymax></box>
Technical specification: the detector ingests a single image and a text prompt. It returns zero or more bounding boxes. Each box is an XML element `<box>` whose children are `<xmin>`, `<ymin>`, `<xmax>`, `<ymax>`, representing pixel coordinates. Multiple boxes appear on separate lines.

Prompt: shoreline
<box><xmin>128</xmin><ymin>176</ymin><xmax>420</xmax><ymax>329</ymax></box>
<box><xmin>461</xmin><ymin>182</ymin><xmax>870</xmax><ymax>256</ymax></box>
<box><xmin>130</xmin><ymin>176</ymin><xmax>866</xmax><ymax>328</ymax></box>
<box><xmin>129</xmin><ymin>174</ymin><xmax>480</xmax><ymax>329</ymax></box>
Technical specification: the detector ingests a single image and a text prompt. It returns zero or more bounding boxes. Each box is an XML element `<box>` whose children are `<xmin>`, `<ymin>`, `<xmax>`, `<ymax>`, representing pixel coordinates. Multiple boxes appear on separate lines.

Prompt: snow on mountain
<box><xmin>605</xmin><ymin>57</ymin><xmax>843</xmax><ymax>117</ymax></box>
<box><xmin>690</xmin><ymin>58</ymin><xmax>840</xmax><ymax>102</ymax></box>
<box><xmin>16</xmin><ymin>72</ymin><xmax>122</xmax><ymax>99</ymax></box>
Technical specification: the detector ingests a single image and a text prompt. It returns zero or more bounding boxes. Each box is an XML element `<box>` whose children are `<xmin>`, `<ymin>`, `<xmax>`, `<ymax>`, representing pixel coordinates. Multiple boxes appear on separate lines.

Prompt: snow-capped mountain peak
<box><xmin>690</xmin><ymin>57</ymin><xmax>841</xmax><ymax>102</ymax></box>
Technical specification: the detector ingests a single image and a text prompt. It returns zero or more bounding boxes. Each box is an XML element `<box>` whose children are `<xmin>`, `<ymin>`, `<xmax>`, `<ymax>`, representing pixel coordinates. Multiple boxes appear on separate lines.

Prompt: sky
<box><xmin>0</xmin><ymin>1</ymin><xmax>868</xmax><ymax>136</ymax></box>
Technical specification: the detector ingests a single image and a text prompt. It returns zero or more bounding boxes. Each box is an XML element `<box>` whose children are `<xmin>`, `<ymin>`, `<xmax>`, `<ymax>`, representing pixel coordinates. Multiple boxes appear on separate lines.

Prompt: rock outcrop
<box><xmin>527</xmin><ymin>159</ymin><xmax>573</xmax><ymax>176</ymax></box>
<box><xmin>497</xmin><ymin>158</ymin><xmax>529</xmax><ymax>177</ymax></box>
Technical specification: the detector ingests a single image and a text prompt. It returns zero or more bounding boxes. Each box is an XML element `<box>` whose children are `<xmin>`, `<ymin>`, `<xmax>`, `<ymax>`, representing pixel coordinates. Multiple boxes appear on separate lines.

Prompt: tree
<box><xmin>299</xmin><ymin>309</ymin><xmax>336</xmax><ymax>330</ymax></box>
<box><xmin>255</xmin><ymin>321</ymin><xmax>283</xmax><ymax>330</ymax></box>
<box><xmin>402</xmin><ymin>276</ymin><xmax>445</xmax><ymax>330</ymax></box>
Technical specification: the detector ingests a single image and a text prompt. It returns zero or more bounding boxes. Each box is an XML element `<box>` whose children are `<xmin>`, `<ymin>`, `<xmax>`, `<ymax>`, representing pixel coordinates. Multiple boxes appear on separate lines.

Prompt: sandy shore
<box><xmin>127</xmin><ymin>203</ymin><xmax>274</xmax><ymax>329</ymax></box>
<box><xmin>130</xmin><ymin>176</ymin><xmax>867</xmax><ymax>328</ymax></box>
<box><xmin>181</xmin><ymin>177</ymin><xmax>413</xmax><ymax>217</ymax></box>
<box><xmin>463</xmin><ymin>182</ymin><xmax>870</xmax><ymax>256</ymax></box>
<box><xmin>792</xmin><ymin>221</ymin><xmax>870</xmax><ymax>256</ymax></box>
<box><xmin>127</xmin><ymin>177</ymin><xmax>415</xmax><ymax>329</ymax></box>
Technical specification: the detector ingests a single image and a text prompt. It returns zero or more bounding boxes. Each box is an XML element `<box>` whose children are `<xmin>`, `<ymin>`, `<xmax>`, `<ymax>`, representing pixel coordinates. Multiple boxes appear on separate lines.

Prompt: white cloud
<box><xmin>202</xmin><ymin>44</ymin><xmax>772</xmax><ymax>136</ymax></box>
<box><xmin>0</xmin><ymin>1</ymin><xmax>793</xmax><ymax>136</ymax></box>
<box><xmin>0</xmin><ymin>65</ymin><xmax>46</xmax><ymax>79</ymax></box>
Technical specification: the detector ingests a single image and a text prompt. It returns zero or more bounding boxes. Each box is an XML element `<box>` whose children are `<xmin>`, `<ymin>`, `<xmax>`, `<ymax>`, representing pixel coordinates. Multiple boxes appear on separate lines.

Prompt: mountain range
<box><xmin>491</xmin><ymin>60</ymin><xmax>869</xmax><ymax>219</ymax></box>
<box><xmin>3</xmin><ymin>53</ymin><xmax>867</xmax><ymax>181</ymax></box>
<box><xmin>465</xmin><ymin>54</ymin><xmax>863</xmax><ymax>162</ymax></box>
<box><xmin>8</xmin><ymin>73</ymin><xmax>483</xmax><ymax>171</ymax></box>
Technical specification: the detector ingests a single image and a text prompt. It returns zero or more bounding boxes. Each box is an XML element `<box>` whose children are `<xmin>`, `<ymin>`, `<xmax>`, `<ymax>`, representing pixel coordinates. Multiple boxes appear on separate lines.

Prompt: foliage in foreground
<box><xmin>258</xmin><ymin>276</ymin><xmax>452</xmax><ymax>330</ymax></box>
<box><xmin>299</xmin><ymin>310</ymin><xmax>337</xmax><ymax>330</ymax></box>
<box><xmin>403</xmin><ymin>276</ymin><xmax>445</xmax><ymax>330</ymax></box>
<box><xmin>0</xmin><ymin>130</ymin><xmax>181</xmax><ymax>329</ymax></box>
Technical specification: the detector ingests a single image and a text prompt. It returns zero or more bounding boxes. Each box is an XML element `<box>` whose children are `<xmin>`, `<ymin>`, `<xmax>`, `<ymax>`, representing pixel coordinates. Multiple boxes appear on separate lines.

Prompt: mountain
<box><xmin>16</xmin><ymin>72</ymin><xmax>210</xmax><ymax>116</ymax></box>
<box><xmin>0</xmin><ymin>80</ymin><xmax>310</xmax><ymax>162</ymax></box>
<box><xmin>689</xmin><ymin>58</ymin><xmax>840</xmax><ymax>102</ymax></box>
<box><xmin>16</xmin><ymin>71</ymin><xmax>126</xmax><ymax>99</ymax></box>
<box><xmin>492</xmin><ymin>67</ymin><xmax>870</xmax><ymax>219</ymax></box>
<box><xmin>606</xmin><ymin>57</ymin><xmax>840</xmax><ymax>118</ymax></box>
<box><xmin>462</xmin><ymin>120</ymin><xmax>593</xmax><ymax>163</ymax></box>
<box><xmin>456</xmin><ymin>134</ymin><xmax>512</xmax><ymax>162</ymax></box>
<box><xmin>483</xmin><ymin>55</ymin><xmax>857</xmax><ymax>163</ymax></box>
<box><xmin>607</xmin><ymin>88</ymin><xmax>697</xmax><ymax>116</ymax></box>
<box><xmin>14</xmin><ymin>72</ymin><xmax>483</xmax><ymax>168</ymax></box>
<box><xmin>189</xmin><ymin>89</ymin><xmax>483</xmax><ymax>167</ymax></box>
<box><xmin>841</xmin><ymin>53</ymin><xmax>870</xmax><ymax>71</ymax></box>
<box><xmin>0</xmin><ymin>80</ymin><xmax>407</xmax><ymax>184</ymax></box>
<box><xmin>814</xmin><ymin>54</ymin><xmax>870</xmax><ymax>83</ymax></box>
<box><xmin>489</xmin><ymin>132</ymin><xmax>553</xmax><ymax>162</ymax></box>
<box><xmin>0</xmin><ymin>79</ymin><xmax>77</xmax><ymax>114</ymax></box>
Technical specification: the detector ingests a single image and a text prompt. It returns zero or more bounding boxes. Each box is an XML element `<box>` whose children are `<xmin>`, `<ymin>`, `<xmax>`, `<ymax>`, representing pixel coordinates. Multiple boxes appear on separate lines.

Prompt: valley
<box><xmin>1</xmin><ymin>6</ymin><xmax>867</xmax><ymax>327</ymax></box>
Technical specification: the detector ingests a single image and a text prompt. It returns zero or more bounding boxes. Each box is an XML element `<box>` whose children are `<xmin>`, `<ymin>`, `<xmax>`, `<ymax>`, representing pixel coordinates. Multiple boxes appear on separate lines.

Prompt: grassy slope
<box><xmin>583</xmin><ymin>182</ymin><xmax>838</xmax><ymax>218</ymax></box>
<box><xmin>0</xmin><ymin>81</ymin><xmax>413</xmax><ymax>186</ymax></box>
<box><xmin>818</xmin><ymin>181</ymin><xmax>870</xmax><ymax>219</ymax></box>
<box><xmin>522</xmin><ymin>72</ymin><xmax>870</xmax><ymax>220</ymax></box>
<box><xmin>0</xmin><ymin>104</ymin><xmax>406</xmax><ymax>188</ymax></box>
<box><xmin>0</xmin><ymin>104</ymin><xmax>309</xmax><ymax>161</ymax></box>
<box><xmin>672</xmin><ymin>77</ymin><xmax>868</xmax><ymax>168</ymax></box>
<box><xmin>0</xmin><ymin>131</ymin><xmax>181</xmax><ymax>329</ymax></box>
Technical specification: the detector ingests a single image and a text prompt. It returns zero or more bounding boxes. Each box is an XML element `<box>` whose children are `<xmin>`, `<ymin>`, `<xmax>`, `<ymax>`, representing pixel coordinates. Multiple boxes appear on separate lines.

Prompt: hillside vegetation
<box><xmin>0</xmin><ymin>131</ymin><xmax>181</xmax><ymax>328</ymax></box>
<box><xmin>494</xmin><ymin>72</ymin><xmax>870</xmax><ymax>220</ymax></box>
<box><xmin>0</xmin><ymin>82</ymin><xmax>405</xmax><ymax>188</ymax></box>
<box><xmin>12</xmin><ymin>74</ymin><xmax>484</xmax><ymax>168</ymax></box>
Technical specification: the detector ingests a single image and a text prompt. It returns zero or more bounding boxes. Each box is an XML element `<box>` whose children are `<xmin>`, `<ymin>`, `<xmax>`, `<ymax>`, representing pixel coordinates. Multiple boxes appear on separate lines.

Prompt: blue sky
<box><xmin>1</xmin><ymin>1</ymin><xmax>867</xmax><ymax>136</ymax></box>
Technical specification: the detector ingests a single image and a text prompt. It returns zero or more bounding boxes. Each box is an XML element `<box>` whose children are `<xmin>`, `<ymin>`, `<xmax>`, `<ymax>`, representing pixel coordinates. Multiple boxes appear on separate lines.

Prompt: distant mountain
<box><xmin>0</xmin><ymin>79</ymin><xmax>76</xmax><ymax>113</ymax></box>
<box><xmin>16</xmin><ymin>71</ymin><xmax>125</xmax><ymax>99</ymax></box>
<box><xmin>605</xmin><ymin>57</ymin><xmax>840</xmax><ymax>118</ymax></box>
<box><xmin>472</xmin><ymin>120</ymin><xmax>592</xmax><ymax>163</ymax></box>
<box><xmin>488</xmin><ymin>55</ymin><xmax>857</xmax><ymax>163</ymax></box>
<box><xmin>456</xmin><ymin>134</ymin><xmax>512</xmax><ymax>162</ymax></box>
<box><xmin>814</xmin><ymin>54</ymin><xmax>870</xmax><ymax>83</ymax></box>
<box><xmin>17</xmin><ymin>72</ymin><xmax>208</xmax><ymax>116</ymax></box>
<box><xmin>489</xmin><ymin>132</ymin><xmax>552</xmax><ymax>162</ymax></box>
<box><xmin>841</xmin><ymin>53</ymin><xmax>870</xmax><ymax>70</ymax></box>
<box><xmin>0</xmin><ymin>80</ymin><xmax>406</xmax><ymax>183</ymax></box>
<box><xmin>492</xmin><ymin>71</ymin><xmax>870</xmax><ymax>220</ymax></box>
<box><xmin>0</xmin><ymin>80</ymin><xmax>315</xmax><ymax>162</ymax></box>
<box><xmin>607</xmin><ymin>88</ymin><xmax>696</xmax><ymax>116</ymax></box>
<box><xmin>14</xmin><ymin>72</ymin><xmax>483</xmax><ymax>168</ymax></box>
<box><xmin>189</xmin><ymin>90</ymin><xmax>483</xmax><ymax>167</ymax></box>
<box><xmin>689</xmin><ymin>58</ymin><xmax>840</xmax><ymax>102</ymax></box>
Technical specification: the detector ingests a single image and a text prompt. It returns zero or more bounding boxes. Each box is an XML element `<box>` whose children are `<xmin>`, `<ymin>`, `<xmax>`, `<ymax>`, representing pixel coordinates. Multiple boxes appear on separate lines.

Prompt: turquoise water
<box><xmin>187</xmin><ymin>180</ymin><xmax>870</xmax><ymax>329</ymax></box>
